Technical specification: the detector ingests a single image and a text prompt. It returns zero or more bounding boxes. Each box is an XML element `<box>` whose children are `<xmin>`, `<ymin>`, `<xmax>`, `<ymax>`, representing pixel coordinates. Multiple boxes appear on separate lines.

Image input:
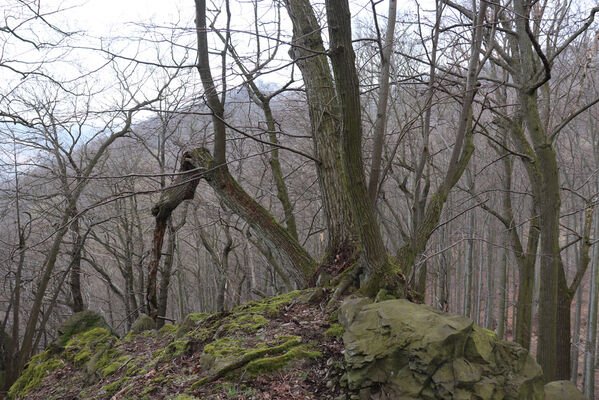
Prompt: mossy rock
<box><xmin>544</xmin><ymin>380</ymin><xmax>585</xmax><ymax>400</ymax></box>
<box><xmin>176</xmin><ymin>313</ymin><xmax>210</xmax><ymax>339</ymax></box>
<box><xmin>130</xmin><ymin>314</ymin><xmax>156</xmax><ymax>334</ymax></box>
<box><xmin>7</xmin><ymin>351</ymin><xmax>64</xmax><ymax>399</ymax></box>
<box><xmin>191</xmin><ymin>335</ymin><xmax>316</xmax><ymax>389</ymax></box>
<box><xmin>231</xmin><ymin>290</ymin><xmax>302</xmax><ymax>317</ymax></box>
<box><xmin>53</xmin><ymin>310</ymin><xmax>113</xmax><ymax>348</ymax></box>
<box><xmin>245</xmin><ymin>344</ymin><xmax>321</xmax><ymax>375</ymax></box>
<box><xmin>64</xmin><ymin>327</ymin><xmax>115</xmax><ymax>365</ymax></box>
<box><xmin>340</xmin><ymin>298</ymin><xmax>544</xmax><ymax>399</ymax></box>
<box><xmin>160</xmin><ymin>323</ymin><xmax>178</xmax><ymax>336</ymax></box>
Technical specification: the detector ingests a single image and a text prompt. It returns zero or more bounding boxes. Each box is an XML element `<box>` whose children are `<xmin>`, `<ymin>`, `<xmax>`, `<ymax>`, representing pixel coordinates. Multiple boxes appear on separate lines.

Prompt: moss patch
<box><xmin>102</xmin><ymin>355</ymin><xmax>132</xmax><ymax>377</ymax></box>
<box><xmin>325</xmin><ymin>323</ymin><xmax>344</xmax><ymax>338</ymax></box>
<box><xmin>231</xmin><ymin>291</ymin><xmax>301</xmax><ymax>318</ymax></box>
<box><xmin>7</xmin><ymin>351</ymin><xmax>64</xmax><ymax>399</ymax></box>
<box><xmin>221</xmin><ymin>313</ymin><xmax>269</xmax><ymax>334</ymax></box>
<box><xmin>102</xmin><ymin>376</ymin><xmax>130</xmax><ymax>396</ymax></box>
<box><xmin>65</xmin><ymin>327</ymin><xmax>115</xmax><ymax>365</ymax></box>
<box><xmin>160</xmin><ymin>323</ymin><xmax>178</xmax><ymax>336</ymax></box>
<box><xmin>245</xmin><ymin>344</ymin><xmax>321</xmax><ymax>375</ymax></box>
<box><xmin>54</xmin><ymin>310</ymin><xmax>113</xmax><ymax>348</ymax></box>
<box><xmin>172</xmin><ymin>395</ymin><xmax>200</xmax><ymax>400</ymax></box>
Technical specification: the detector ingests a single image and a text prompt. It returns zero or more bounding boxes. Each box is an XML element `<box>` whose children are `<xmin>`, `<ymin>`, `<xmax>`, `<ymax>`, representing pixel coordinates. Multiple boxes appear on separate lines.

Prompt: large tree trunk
<box><xmin>324</xmin><ymin>0</ymin><xmax>398</xmax><ymax>296</ymax></box>
<box><xmin>283</xmin><ymin>0</ymin><xmax>357</xmax><ymax>257</ymax></box>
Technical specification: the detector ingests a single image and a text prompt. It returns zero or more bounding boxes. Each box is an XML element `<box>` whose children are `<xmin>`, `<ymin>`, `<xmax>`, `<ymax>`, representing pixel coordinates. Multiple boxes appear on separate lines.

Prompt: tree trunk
<box><xmin>571</xmin><ymin>280</ymin><xmax>582</xmax><ymax>383</ymax></box>
<box><xmin>485</xmin><ymin>228</ymin><xmax>496</xmax><ymax>330</ymax></box>
<box><xmin>464</xmin><ymin>178</ymin><xmax>475</xmax><ymax>317</ymax></box>
<box><xmin>498</xmin><ymin>232</ymin><xmax>508</xmax><ymax>339</ymax></box>
<box><xmin>325</xmin><ymin>0</ymin><xmax>400</xmax><ymax>296</ymax></box>
<box><xmin>283</xmin><ymin>0</ymin><xmax>357</xmax><ymax>257</ymax></box>
<box><xmin>69</xmin><ymin>210</ymin><xmax>85</xmax><ymax>313</ymax></box>
<box><xmin>157</xmin><ymin>223</ymin><xmax>176</xmax><ymax>328</ymax></box>
<box><xmin>367</xmin><ymin>0</ymin><xmax>397</xmax><ymax>203</ymax></box>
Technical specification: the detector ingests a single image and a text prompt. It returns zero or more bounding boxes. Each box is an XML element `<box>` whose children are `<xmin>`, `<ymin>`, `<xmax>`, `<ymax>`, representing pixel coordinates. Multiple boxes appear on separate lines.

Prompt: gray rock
<box><xmin>544</xmin><ymin>380</ymin><xmax>585</xmax><ymax>400</ymax></box>
<box><xmin>340</xmin><ymin>297</ymin><xmax>544</xmax><ymax>400</ymax></box>
<box><xmin>130</xmin><ymin>313</ymin><xmax>156</xmax><ymax>334</ymax></box>
<box><xmin>53</xmin><ymin>310</ymin><xmax>114</xmax><ymax>348</ymax></box>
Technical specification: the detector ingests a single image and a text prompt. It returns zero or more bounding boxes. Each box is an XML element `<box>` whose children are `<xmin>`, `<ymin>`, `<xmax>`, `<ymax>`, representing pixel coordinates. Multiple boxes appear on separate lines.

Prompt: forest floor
<box><xmin>12</xmin><ymin>286</ymin><xmax>599</xmax><ymax>399</ymax></box>
<box><xmin>15</xmin><ymin>290</ymin><xmax>348</xmax><ymax>400</ymax></box>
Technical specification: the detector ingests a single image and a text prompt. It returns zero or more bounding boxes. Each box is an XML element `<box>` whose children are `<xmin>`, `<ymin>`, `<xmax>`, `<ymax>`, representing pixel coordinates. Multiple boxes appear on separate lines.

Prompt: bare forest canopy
<box><xmin>1</xmin><ymin>0</ymin><xmax>599</xmax><ymax>396</ymax></box>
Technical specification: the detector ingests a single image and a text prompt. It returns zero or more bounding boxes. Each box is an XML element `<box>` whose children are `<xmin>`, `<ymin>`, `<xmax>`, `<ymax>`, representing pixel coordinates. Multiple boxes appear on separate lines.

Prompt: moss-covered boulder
<box><xmin>340</xmin><ymin>297</ymin><xmax>544</xmax><ymax>399</ymax></box>
<box><xmin>7</xmin><ymin>351</ymin><xmax>64</xmax><ymax>399</ymax></box>
<box><xmin>53</xmin><ymin>310</ymin><xmax>113</xmax><ymax>348</ymax></box>
<box><xmin>130</xmin><ymin>314</ymin><xmax>156</xmax><ymax>334</ymax></box>
<box><xmin>544</xmin><ymin>380</ymin><xmax>585</xmax><ymax>400</ymax></box>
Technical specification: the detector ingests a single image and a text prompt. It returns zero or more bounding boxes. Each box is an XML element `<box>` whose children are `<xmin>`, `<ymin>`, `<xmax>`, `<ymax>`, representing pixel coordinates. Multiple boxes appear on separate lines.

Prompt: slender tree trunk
<box><xmin>498</xmin><ymin>232</ymin><xmax>508</xmax><ymax>339</ymax></box>
<box><xmin>571</xmin><ymin>281</ymin><xmax>582</xmax><ymax>383</ymax></box>
<box><xmin>464</xmin><ymin>178</ymin><xmax>475</xmax><ymax>317</ymax></box>
<box><xmin>475</xmin><ymin>235</ymin><xmax>483</xmax><ymax>325</ymax></box>
<box><xmin>367</xmin><ymin>0</ymin><xmax>397</xmax><ymax>203</ymax></box>
<box><xmin>583</xmin><ymin>228</ymin><xmax>598</xmax><ymax>396</ymax></box>
<box><xmin>69</xmin><ymin>209</ymin><xmax>85</xmax><ymax>313</ymax></box>
<box><xmin>485</xmin><ymin>228</ymin><xmax>496</xmax><ymax>330</ymax></box>
<box><xmin>157</xmin><ymin>223</ymin><xmax>176</xmax><ymax>328</ymax></box>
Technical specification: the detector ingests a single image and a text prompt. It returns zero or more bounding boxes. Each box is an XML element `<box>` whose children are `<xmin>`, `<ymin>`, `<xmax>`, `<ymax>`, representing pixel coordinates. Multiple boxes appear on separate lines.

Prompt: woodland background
<box><xmin>1</xmin><ymin>0</ymin><xmax>599</xmax><ymax>396</ymax></box>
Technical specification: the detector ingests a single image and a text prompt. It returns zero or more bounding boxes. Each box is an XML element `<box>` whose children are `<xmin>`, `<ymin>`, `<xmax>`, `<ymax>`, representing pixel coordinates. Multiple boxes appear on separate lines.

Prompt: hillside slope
<box><xmin>9</xmin><ymin>290</ymin><xmax>345</xmax><ymax>400</ymax></box>
<box><xmin>8</xmin><ymin>289</ymin><xmax>585</xmax><ymax>400</ymax></box>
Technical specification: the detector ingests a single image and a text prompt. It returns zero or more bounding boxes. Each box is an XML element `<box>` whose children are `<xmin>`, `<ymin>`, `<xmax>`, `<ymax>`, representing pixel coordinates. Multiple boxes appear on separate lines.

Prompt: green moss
<box><xmin>172</xmin><ymin>395</ymin><xmax>200</xmax><ymax>400</ymax></box>
<box><xmin>152</xmin><ymin>339</ymin><xmax>189</xmax><ymax>365</ymax></box>
<box><xmin>328</xmin><ymin>310</ymin><xmax>339</xmax><ymax>322</ymax></box>
<box><xmin>73</xmin><ymin>349</ymin><xmax>91</xmax><ymax>364</ymax></box>
<box><xmin>483</xmin><ymin>328</ymin><xmax>498</xmax><ymax>339</ymax></box>
<box><xmin>231</xmin><ymin>290</ymin><xmax>301</xmax><ymax>317</ymax></box>
<box><xmin>325</xmin><ymin>323</ymin><xmax>344</xmax><ymax>338</ymax></box>
<box><xmin>64</xmin><ymin>327</ymin><xmax>116</xmax><ymax>369</ymax></box>
<box><xmin>203</xmin><ymin>337</ymin><xmax>245</xmax><ymax>358</ymax></box>
<box><xmin>245</xmin><ymin>344</ymin><xmax>321</xmax><ymax>375</ymax></box>
<box><xmin>102</xmin><ymin>355</ymin><xmax>132</xmax><ymax>377</ymax></box>
<box><xmin>191</xmin><ymin>336</ymin><xmax>303</xmax><ymax>390</ymax></box>
<box><xmin>55</xmin><ymin>310</ymin><xmax>113</xmax><ymax>347</ymax></box>
<box><xmin>66</xmin><ymin>327</ymin><xmax>112</xmax><ymax>351</ymax></box>
<box><xmin>87</xmin><ymin>345</ymin><xmax>121</xmax><ymax>378</ymax></box>
<box><xmin>188</xmin><ymin>313</ymin><xmax>211</xmax><ymax>323</ymax></box>
<box><xmin>125</xmin><ymin>357</ymin><xmax>145</xmax><ymax>376</ymax></box>
<box><xmin>160</xmin><ymin>323</ymin><xmax>178</xmax><ymax>336</ymax></box>
<box><xmin>102</xmin><ymin>377</ymin><xmax>130</xmax><ymax>396</ymax></box>
<box><xmin>167</xmin><ymin>339</ymin><xmax>189</xmax><ymax>356</ymax></box>
<box><xmin>8</xmin><ymin>352</ymin><xmax>64</xmax><ymax>399</ymax></box>
<box><xmin>221</xmin><ymin>313</ymin><xmax>269</xmax><ymax>334</ymax></box>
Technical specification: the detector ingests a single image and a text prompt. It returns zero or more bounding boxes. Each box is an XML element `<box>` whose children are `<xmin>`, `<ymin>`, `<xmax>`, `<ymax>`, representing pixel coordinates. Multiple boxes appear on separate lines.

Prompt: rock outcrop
<box><xmin>129</xmin><ymin>314</ymin><xmax>156</xmax><ymax>334</ymax></box>
<box><xmin>339</xmin><ymin>297</ymin><xmax>544</xmax><ymax>400</ymax></box>
<box><xmin>544</xmin><ymin>380</ymin><xmax>585</xmax><ymax>400</ymax></box>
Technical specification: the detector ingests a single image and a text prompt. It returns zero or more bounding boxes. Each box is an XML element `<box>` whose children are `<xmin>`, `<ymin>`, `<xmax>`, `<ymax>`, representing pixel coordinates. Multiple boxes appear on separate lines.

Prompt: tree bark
<box><xmin>152</xmin><ymin>149</ymin><xmax>316</xmax><ymax>285</ymax></box>
<box><xmin>69</xmin><ymin>209</ymin><xmax>85</xmax><ymax>313</ymax></box>
<box><xmin>283</xmin><ymin>0</ymin><xmax>358</xmax><ymax>257</ymax></box>
<box><xmin>367</xmin><ymin>0</ymin><xmax>397</xmax><ymax>203</ymax></box>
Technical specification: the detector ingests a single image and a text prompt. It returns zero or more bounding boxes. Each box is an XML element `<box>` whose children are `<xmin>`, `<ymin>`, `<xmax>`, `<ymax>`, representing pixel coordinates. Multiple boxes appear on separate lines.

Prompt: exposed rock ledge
<box><xmin>339</xmin><ymin>296</ymin><xmax>545</xmax><ymax>400</ymax></box>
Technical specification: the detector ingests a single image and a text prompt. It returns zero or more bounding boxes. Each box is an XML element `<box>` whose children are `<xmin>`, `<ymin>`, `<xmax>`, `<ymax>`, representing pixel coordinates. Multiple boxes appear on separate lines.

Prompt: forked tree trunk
<box><xmin>150</xmin><ymin>149</ymin><xmax>316</xmax><ymax>289</ymax></box>
<box><xmin>284</xmin><ymin>0</ymin><xmax>357</xmax><ymax>258</ymax></box>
